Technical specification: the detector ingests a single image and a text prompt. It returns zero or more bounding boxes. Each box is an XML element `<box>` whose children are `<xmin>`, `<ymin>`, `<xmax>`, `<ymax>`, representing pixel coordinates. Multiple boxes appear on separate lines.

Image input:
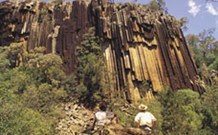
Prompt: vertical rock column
<box><xmin>0</xmin><ymin>0</ymin><xmax>91</xmax><ymax>73</ymax></box>
<box><xmin>0</xmin><ymin>0</ymin><xmax>200</xmax><ymax>102</ymax></box>
<box><xmin>92</xmin><ymin>1</ymin><xmax>199</xmax><ymax>102</ymax></box>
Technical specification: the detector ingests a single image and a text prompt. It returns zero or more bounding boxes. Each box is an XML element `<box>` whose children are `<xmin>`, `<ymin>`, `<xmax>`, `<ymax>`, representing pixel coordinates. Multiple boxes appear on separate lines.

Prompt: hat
<box><xmin>138</xmin><ymin>104</ymin><xmax>148</xmax><ymax>111</ymax></box>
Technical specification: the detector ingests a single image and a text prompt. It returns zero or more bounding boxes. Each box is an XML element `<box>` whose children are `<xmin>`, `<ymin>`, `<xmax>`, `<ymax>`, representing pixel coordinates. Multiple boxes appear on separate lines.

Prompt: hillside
<box><xmin>0</xmin><ymin>0</ymin><xmax>217</xmax><ymax>135</ymax></box>
<box><xmin>0</xmin><ymin>0</ymin><xmax>202</xmax><ymax>101</ymax></box>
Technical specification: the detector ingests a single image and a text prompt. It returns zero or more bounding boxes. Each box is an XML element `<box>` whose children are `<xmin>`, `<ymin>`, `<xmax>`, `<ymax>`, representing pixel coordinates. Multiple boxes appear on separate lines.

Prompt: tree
<box><xmin>147</xmin><ymin>0</ymin><xmax>168</xmax><ymax>13</ymax></box>
<box><xmin>160</xmin><ymin>89</ymin><xmax>203</xmax><ymax>134</ymax></box>
<box><xmin>186</xmin><ymin>29</ymin><xmax>218</xmax><ymax>73</ymax></box>
<box><xmin>201</xmin><ymin>85</ymin><xmax>218</xmax><ymax>134</ymax></box>
<box><xmin>0</xmin><ymin>74</ymin><xmax>54</xmax><ymax>135</ymax></box>
<box><xmin>179</xmin><ymin>17</ymin><xmax>189</xmax><ymax>31</ymax></box>
<box><xmin>22</xmin><ymin>47</ymin><xmax>66</xmax><ymax>86</ymax></box>
<box><xmin>146</xmin><ymin>98</ymin><xmax>163</xmax><ymax>135</ymax></box>
<box><xmin>209</xmin><ymin>57</ymin><xmax>218</xmax><ymax>70</ymax></box>
<box><xmin>75</xmin><ymin>27</ymin><xmax>106</xmax><ymax>107</ymax></box>
<box><xmin>0</xmin><ymin>43</ymin><xmax>71</xmax><ymax>134</ymax></box>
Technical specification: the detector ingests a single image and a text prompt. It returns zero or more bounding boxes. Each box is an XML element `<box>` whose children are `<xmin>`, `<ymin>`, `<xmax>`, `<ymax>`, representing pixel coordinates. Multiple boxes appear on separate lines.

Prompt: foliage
<box><xmin>201</xmin><ymin>85</ymin><xmax>218</xmax><ymax>134</ymax></box>
<box><xmin>109</xmin><ymin>98</ymin><xmax>137</xmax><ymax>127</ymax></box>
<box><xmin>208</xmin><ymin>56</ymin><xmax>218</xmax><ymax>70</ymax></box>
<box><xmin>113</xmin><ymin>108</ymin><xmax>135</xmax><ymax>127</ymax></box>
<box><xmin>110</xmin><ymin>88</ymin><xmax>218</xmax><ymax>134</ymax></box>
<box><xmin>179</xmin><ymin>17</ymin><xmax>189</xmax><ymax>31</ymax></box>
<box><xmin>186</xmin><ymin>29</ymin><xmax>218</xmax><ymax>73</ymax></box>
<box><xmin>0</xmin><ymin>14</ymin><xmax>217</xmax><ymax>135</ymax></box>
<box><xmin>0</xmin><ymin>43</ymin><xmax>70</xmax><ymax>135</ymax></box>
<box><xmin>138</xmin><ymin>80</ymin><xmax>151</xmax><ymax>97</ymax></box>
<box><xmin>108</xmin><ymin>96</ymin><xmax>163</xmax><ymax>134</ymax></box>
<box><xmin>21</xmin><ymin>83</ymin><xmax>67</xmax><ymax>113</ymax></box>
<box><xmin>75</xmin><ymin>27</ymin><xmax>106</xmax><ymax>107</ymax></box>
<box><xmin>146</xmin><ymin>98</ymin><xmax>163</xmax><ymax>135</ymax></box>
<box><xmin>0</xmin><ymin>83</ymin><xmax>54</xmax><ymax>135</ymax></box>
<box><xmin>23</xmin><ymin>48</ymin><xmax>66</xmax><ymax>86</ymax></box>
<box><xmin>0</xmin><ymin>47</ymin><xmax>10</xmax><ymax>72</ymax></box>
<box><xmin>146</xmin><ymin>0</ymin><xmax>168</xmax><ymax>13</ymax></box>
<box><xmin>159</xmin><ymin>89</ymin><xmax>203</xmax><ymax>135</ymax></box>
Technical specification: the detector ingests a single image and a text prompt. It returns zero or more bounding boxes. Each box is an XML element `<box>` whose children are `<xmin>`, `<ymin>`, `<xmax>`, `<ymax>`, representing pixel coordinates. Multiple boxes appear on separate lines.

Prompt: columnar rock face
<box><xmin>0</xmin><ymin>0</ymin><xmax>199</xmax><ymax>101</ymax></box>
<box><xmin>90</xmin><ymin>1</ymin><xmax>199</xmax><ymax>101</ymax></box>
<box><xmin>0</xmin><ymin>0</ymin><xmax>90</xmax><ymax>73</ymax></box>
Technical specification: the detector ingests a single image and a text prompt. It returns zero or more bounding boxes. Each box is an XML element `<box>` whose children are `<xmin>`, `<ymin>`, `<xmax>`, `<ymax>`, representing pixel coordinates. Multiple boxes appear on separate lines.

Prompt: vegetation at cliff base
<box><xmin>0</xmin><ymin>43</ymin><xmax>72</xmax><ymax>135</ymax></box>
<box><xmin>0</xmin><ymin>28</ymin><xmax>217</xmax><ymax>135</ymax></box>
<box><xmin>0</xmin><ymin>0</ymin><xmax>217</xmax><ymax>134</ymax></box>
<box><xmin>75</xmin><ymin>27</ymin><xmax>109</xmax><ymax>108</ymax></box>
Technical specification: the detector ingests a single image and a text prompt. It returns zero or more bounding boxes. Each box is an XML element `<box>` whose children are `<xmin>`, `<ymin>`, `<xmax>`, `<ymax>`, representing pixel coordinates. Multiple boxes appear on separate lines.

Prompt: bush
<box><xmin>0</xmin><ymin>87</ymin><xmax>54</xmax><ymax>135</ymax></box>
<box><xmin>109</xmin><ymin>98</ymin><xmax>137</xmax><ymax>127</ymax></box>
<box><xmin>0</xmin><ymin>44</ymin><xmax>72</xmax><ymax>134</ymax></box>
<box><xmin>201</xmin><ymin>85</ymin><xmax>218</xmax><ymax>134</ymax></box>
<box><xmin>75</xmin><ymin>27</ymin><xmax>106</xmax><ymax>107</ymax></box>
<box><xmin>147</xmin><ymin>98</ymin><xmax>163</xmax><ymax>135</ymax></box>
<box><xmin>160</xmin><ymin>89</ymin><xmax>203</xmax><ymax>135</ymax></box>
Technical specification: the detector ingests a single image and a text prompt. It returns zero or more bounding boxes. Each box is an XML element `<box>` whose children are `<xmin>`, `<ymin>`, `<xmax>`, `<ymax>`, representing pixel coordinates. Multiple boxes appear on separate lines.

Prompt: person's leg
<box><xmin>140</xmin><ymin>125</ymin><xmax>152</xmax><ymax>135</ymax></box>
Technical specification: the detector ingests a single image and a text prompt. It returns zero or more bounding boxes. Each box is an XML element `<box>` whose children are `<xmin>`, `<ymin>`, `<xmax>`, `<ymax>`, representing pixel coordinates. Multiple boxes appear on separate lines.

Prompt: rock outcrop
<box><xmin>56</xmin><ymin>101</ymin><xmax>94</xmax><ymax>135</ymax></box>
<box><xmin>0</xmin><ymin>0</ymin><xmax>90</xmax><ymax>73</ymax></box>
<box><xmin>91</xmin><ymin>0</ymin><xmax>199</xmax><ymax>101</ymax></box>
<box><xmin>56</xmin><ymin>101</ymin><xmax>148</xmax><ymax>135</ymax></box>
<box><xmin>0</xmin><ymin>0</ymin><xmax>199</xmax><ymax>101</ymax></box>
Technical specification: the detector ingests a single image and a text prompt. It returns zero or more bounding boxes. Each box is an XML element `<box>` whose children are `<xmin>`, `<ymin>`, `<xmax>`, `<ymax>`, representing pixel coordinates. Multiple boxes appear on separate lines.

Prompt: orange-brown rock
<box><xmin>0</xmin><ymin>0</ymin><xmax>199</xmax><ymax>102</ymax></box>
<box><xmin>0</xmin><ymin>0</ymin><xmax>90</xmax><ymax>73</ymax></box>
<box><xmin>92</xmin><ymin>0</ymin><xmax>199</xmax><ymax>101</ymax></box>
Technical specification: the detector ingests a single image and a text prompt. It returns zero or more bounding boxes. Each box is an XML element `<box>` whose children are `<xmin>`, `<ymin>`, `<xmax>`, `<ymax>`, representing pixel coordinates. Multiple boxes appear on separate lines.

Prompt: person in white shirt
<box><xmin>92</xmin><ymin>104</ymin><xmax>115</xmax><ymax>132</ymax></box>
<box><xmin>134</xmin><ymin>104</ymin><xmax>157</xmax><ymax>133</ymax></box>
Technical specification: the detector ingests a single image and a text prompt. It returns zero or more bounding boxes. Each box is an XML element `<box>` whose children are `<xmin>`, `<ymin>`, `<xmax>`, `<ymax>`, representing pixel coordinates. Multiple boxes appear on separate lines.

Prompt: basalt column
<box><xmin>0</xmin><ymin>0</ymin><xmax>199</xmax><ymax>102</ymax></box>
<box><xmin>91</xmin><ymin>1</ymin><xmax>199</xmax><ymax>101</ymax></box>
<box><xmin>0</xmin><ymin>0</ymin><xmax>91</xmax><ymax>73</ymax></box>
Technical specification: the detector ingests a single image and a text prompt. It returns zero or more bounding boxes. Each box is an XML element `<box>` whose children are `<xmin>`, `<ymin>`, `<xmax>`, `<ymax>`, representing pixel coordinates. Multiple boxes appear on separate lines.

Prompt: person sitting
<box><xmin>134</xmin><ymin>104</ymin><xmax>157</xmax><ymax>134</ymax></box>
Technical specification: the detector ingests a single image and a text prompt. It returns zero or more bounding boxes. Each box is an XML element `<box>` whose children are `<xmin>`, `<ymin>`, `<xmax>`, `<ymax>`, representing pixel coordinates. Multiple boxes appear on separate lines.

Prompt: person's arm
<box><xmin>152</xmin><ymin>120</ymin><xmax>156</xmax><ymax>128</ymax></box>
<box><xmin>134</xmin><ymin>122</ymin><xmax>140</xmax><ymax>128</ymax></box>
<box><xmin>92</xmin><ymin>114</ymin><xmax>97</xmax><ymax>130</ymax></box>
<box><xmin>134</xmin><ymin>113</ymin><xmax>140</xmax><ymax>127</ymax></box>
<box><xmin>106</xmin><ymin>111</ymin><xmax>115</xmax><ymax>119</ymax></box>
<box><xmin>150</xmin><ymin>113</ymin><xmax>157</xmax><ymax>128</ymax></box>
<box><xmin>112</xmin><ymin>114</ymin><xmax>118</xmax><ymax>124</ymax></box>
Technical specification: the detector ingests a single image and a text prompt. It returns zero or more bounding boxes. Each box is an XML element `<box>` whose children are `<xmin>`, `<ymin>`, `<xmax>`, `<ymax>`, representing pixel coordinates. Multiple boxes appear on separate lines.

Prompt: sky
<box><xmin>1</xmin><ymin>0</ymin><xmax>218</xmax><ymax>39</ymax></box>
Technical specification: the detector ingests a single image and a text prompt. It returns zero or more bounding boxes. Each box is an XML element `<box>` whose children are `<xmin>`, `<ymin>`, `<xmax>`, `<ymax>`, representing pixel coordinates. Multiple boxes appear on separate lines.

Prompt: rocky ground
<box><xmin>56</xmin><ymin>100</ymin><xmax>94</xmax><ymax>135</ymax></box>
<box><xmin>56</xmin><ymin>100</ymin><xmax>148</xmax><ymax>135</ymax></box>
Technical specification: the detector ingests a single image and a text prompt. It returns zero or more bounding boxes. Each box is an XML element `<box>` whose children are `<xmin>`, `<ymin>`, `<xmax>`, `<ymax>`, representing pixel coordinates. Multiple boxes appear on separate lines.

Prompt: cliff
<box><xmin>0</xmin><ymin>0</ymin><xmax>200</xmax><ymax>101</ymax></box>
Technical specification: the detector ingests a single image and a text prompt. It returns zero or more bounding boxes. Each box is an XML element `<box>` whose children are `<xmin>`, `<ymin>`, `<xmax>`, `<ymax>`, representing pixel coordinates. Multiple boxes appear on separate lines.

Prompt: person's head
<box><xmin>138</xmin><ymin>104</ymin><xmax>148</xmax><ymax>112</ymax></box>
<box><xmin>99</xmin><ymin>103</ymin><xmax>107</xmax><ymax>111</ymax></box>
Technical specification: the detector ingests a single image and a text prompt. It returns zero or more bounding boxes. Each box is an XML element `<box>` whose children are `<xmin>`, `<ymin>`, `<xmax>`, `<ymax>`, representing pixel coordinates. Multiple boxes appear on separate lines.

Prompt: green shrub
<box><xmin>75</xmin><ymin>27</ymin><xmax>106</xmax><ymax>107</ymax></box>
<box><xmin>0</xmin><ymin>87</ymin><xmax>54</xmax><ymax>135</ymax></box>
<box><xmin>0</xmin><ymin>44</ymin><xmax>72</xmax><ymax>134</ymax></box>
<box><xmin>160</xmin><ymin>89</ymin><xmax>203</xmax><ymax>135</ymax></box>
<box><xmin>109</xmin><ymin>98</ymin><xmax>137</xmax><ymax>127</ymax></box>
<box><xmin>201</xmin><ymin>85</ymin><xmax>218</xmax><ymax>134</ymax></box>
<box><xmin>147</xmin><ymin>98</ymin><xmax>163</xmax><ymax>135</ymax></box>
